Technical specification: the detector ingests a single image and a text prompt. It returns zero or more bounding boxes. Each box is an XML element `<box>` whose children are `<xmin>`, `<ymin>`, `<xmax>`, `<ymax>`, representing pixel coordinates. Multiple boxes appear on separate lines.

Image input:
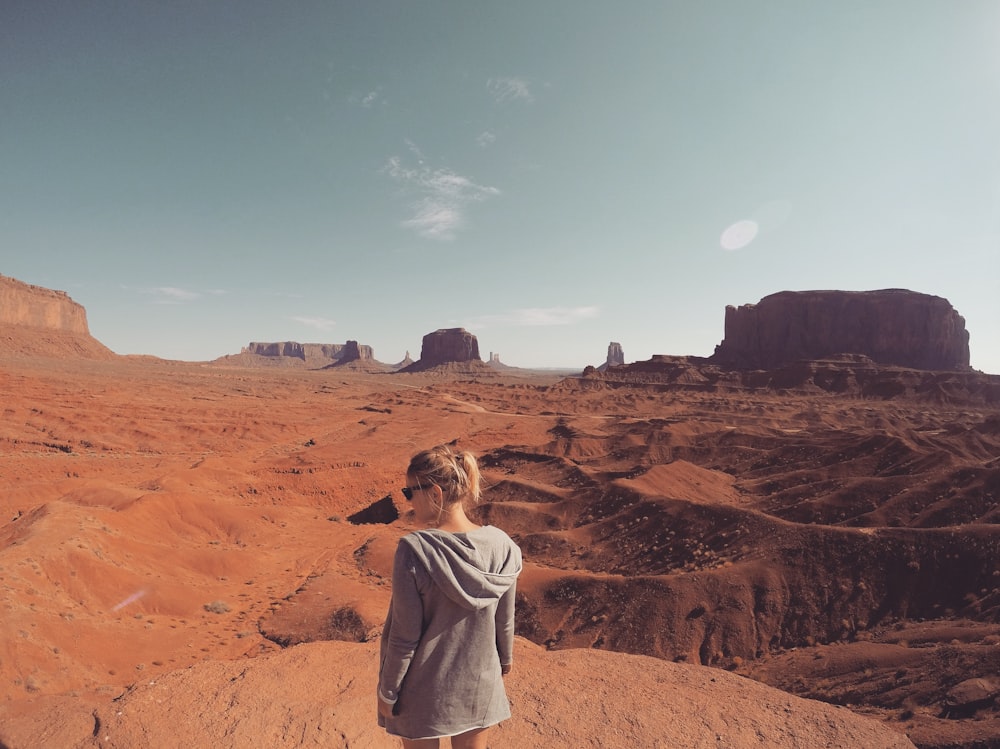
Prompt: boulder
<box><xmin>711</xmin><ymin>289</ymin><xmax>970</xmax><ymax>371</ymax></box>
<box><xmin>942</xmin><ymin>677</ymin><xmax>1000</xmax><ymax>718</ymax></box>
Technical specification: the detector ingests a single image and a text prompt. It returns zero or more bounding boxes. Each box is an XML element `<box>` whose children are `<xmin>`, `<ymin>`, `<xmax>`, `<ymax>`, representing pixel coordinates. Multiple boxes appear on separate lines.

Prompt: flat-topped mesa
<box><xmin>402</xmin><ymin>327</ymin><xmax>490</xmax><ymax>373</ymax></box>
<box><xmin>0</xmin><ymin>273</ymin><xmax>115</xmax><ymax>359</ymax></box>
<box><xmin>710</xmin><ymin>289</ymin><xmax>971</xmax><ymax>371</ymax></box>
<box><xmin>0</xmin><ymin>274</ymin><xmax>91</xmax><ymax>335</ymax></box>
<box><xmin>338</xmin><ymin>340</ymin><xmax>373</xmax><ymax>362</ymax></box>
<box><xmin>419</xmin><ymin>327</ymin><xmax>481</xmax><ymax>365</ymax></box>
<box><xmin>241</xmin><ymin>340</ymin><xmax>374</xmax><ymax>366</ymax></box>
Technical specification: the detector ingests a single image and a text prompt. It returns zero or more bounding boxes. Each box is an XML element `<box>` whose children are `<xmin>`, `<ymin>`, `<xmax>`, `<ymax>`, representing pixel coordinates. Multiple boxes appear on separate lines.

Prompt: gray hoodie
<box><xmin>377</xmin><ymin>525</ymin><xmax>522</xmax><ymax>740</ymax></box>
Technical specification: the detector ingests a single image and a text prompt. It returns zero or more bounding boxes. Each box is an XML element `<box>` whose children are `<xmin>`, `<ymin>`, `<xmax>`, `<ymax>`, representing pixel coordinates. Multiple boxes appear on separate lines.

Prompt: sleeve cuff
<box><xmin>378</xmin><ymin>687</ymin><xmax>398</xmax><ymax>705</ymax></box>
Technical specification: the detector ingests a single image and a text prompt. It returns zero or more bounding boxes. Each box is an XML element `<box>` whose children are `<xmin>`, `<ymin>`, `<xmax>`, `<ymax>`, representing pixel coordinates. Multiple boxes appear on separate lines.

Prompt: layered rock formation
<box><xmin>402</xmin><ymin>328</ymin><xmax>490</xmax><ymax>373</ymax></box>
<box><xmin>421</xmin><ymin>327</ymin><xmax>480</xmax><ymax>363</ymax></box>
<box><xmin>597</xmin><ymin>341</ymin><xmax>624</xmax><ymax>372</ymax></box>
<box><xmin>233</xmin><ymin>340</ymin><xmax>375</xmax><ymax>368</ymax></box>
<box><xmin>711</xmin><ymin>289</ymin><xmax>971</xmax><ymax>371</ymax></box>
<box><xmin>0</xmin><ymin>274</ymin><xmax>114</xmax><ymax>359</ymax></box>
<box><xmin>0</xmin><ymin>274</ymin><xmax>91</xmax><ymax>333</ymax></box>
<box><xmin>337</xmin><ymin>340</ymin><xmax>369</xmax><ymax>363</ymax></box>
<box><xmin>582</xmin><ymin>354</ymin><xmax>999</xmax><ymax>405</ymax></box>
<box><xmin>606</xmin><ymin>341</ymin><xmax>624</xmax><ymax>367</ymax></box>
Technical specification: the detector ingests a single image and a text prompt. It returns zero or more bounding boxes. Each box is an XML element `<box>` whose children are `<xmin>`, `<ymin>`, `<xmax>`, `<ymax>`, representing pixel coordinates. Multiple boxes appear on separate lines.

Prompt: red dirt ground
<box><xmin>2</xmin><ymin>351</ymin><xmax>997</xmax><ymax>747</ymax></box>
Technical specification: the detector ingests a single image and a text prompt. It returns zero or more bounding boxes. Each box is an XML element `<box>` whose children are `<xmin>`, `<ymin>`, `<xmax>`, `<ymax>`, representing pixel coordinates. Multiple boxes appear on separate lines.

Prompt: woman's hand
<box><xmin>377</xmin><ymin>693</ymin><xmax>395</xmax><ymax>719</ymax></box>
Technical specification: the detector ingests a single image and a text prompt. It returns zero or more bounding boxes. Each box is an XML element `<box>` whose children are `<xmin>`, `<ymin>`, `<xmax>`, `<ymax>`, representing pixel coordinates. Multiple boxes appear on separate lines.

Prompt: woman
<box><xmin>377</xmin><ymin>445</ymin><xmax>522</xmax><ymax>749</ymax></box>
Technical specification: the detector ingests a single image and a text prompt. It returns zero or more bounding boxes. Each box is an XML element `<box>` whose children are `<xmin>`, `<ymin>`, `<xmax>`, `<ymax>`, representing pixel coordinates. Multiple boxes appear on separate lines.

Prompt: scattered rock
<box><xmin>942</xmin><ymin>677</ymin><xmax>1000</xmax><ymax>718</ymax></box>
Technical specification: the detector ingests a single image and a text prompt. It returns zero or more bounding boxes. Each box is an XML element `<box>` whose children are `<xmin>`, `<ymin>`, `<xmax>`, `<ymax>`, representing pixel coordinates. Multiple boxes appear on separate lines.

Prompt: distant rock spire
<box><xmin>606</xmin><ymin>342</ymin><xmax>624</xmax><ymax>367</ymax></box>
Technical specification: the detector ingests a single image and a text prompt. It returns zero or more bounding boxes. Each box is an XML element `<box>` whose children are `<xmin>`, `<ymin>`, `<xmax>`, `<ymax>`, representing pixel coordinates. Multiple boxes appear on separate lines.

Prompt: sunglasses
<box><xmin>401</xmin><ymin>485</ymin><xmax>423</xmax><ymax>501</ymax></box>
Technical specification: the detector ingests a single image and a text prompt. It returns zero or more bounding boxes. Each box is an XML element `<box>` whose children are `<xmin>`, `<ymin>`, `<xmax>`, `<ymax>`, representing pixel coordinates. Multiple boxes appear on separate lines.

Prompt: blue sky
<box><xmin>3</xmin><ymin>1</ymin><xmax>999</xmax><ymax>371</ymax></box>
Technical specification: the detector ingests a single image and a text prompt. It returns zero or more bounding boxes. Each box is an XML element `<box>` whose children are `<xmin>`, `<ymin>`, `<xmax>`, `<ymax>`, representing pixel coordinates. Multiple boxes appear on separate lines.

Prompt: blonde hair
<box><xmin>407</xmin><ymin>444</ymin><xmax>482</xmax><ymax>506</ymax></box>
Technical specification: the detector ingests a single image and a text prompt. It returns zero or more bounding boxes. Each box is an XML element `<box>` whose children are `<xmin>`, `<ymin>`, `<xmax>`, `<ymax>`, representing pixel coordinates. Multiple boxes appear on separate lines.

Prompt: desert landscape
<box><xmin>1</xmin><ymin>275</ymin><xmax>998</xmax><ymax>748</ymax></box>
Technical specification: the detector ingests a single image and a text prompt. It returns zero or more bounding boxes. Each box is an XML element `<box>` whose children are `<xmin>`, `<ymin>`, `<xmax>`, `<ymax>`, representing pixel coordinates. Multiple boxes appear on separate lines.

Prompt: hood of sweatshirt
<box><xmin>403</xmin><ymin>526</ymin><xmax>522</xmax><ymax>611</ymax></box>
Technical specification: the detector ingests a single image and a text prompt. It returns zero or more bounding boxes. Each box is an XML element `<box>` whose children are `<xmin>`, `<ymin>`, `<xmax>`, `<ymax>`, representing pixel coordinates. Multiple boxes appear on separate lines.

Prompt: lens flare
<box><xmin>112</xmin><ymin>589</ymin><xmax>147</xmax><ymax>611</ymax></box>
<box><xmin>720</xmin><ymin>220</ymin><xmax>759</xmax><ymax>251</ymax></box>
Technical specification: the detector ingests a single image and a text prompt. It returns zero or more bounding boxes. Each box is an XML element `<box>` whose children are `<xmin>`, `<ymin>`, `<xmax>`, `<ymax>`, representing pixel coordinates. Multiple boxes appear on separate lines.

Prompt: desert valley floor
<box><xmin>1</xmin><ymin>354</ymin><xmax>998</xmax><ymax>748</ymax></box>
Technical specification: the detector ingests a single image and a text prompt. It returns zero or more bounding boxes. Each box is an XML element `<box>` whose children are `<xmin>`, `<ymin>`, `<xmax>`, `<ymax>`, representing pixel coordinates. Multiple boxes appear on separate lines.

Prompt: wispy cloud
<box><xmin>349</xmin><ymin>88</ymin><xmax>384</xmax><ymax>108</ymax></box>
<box><xmin>384</xmin><ymin>149</ymin><xmax>500</xmax><ymax>240</ymax></box>
<box><xmin>477</xmin><ymin>130</ymin><xmax>497</xmax><ymax>148</ymax></box>
<box><xmin>471</xmin><ymin>306</ymin><xmax>600</xmax><ymax>328</ymax></box>
<box><xmin>291</xmin><ymin>316</ymin><xmax>337</xmax><ymax>331</ymax></box>
<box><xmin>488</xmin><ymin>77</ymin><xmax>533</xmax><ymax>104</ymax></box>
<box><xmin>140</xmin><ymin>286</ymin><xmax>201</xmax><ymax>305</ymax></box>
<box><xmin>402</xmin><ymin>201</ymin><xmax>463</xmax><ymax>240</ymax></box>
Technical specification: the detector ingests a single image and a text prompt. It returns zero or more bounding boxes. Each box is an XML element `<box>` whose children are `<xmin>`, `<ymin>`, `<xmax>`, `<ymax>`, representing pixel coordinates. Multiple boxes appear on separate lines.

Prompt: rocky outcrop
<box><xmin>486</xmin><ymin>352</ymin><xmax>518</xmax><ymax>372</ymax></box>
<box><xmin>0</xmin><ymin>274</ymin><xmax>91</xmax><ymax>334</ymax></box>
<box><xmin>0</xmin><ymin>274</ymin><xmax>115</xmax><ymax>359</ymax></box>
<box><xmin>401</xmin><ymin>328</ymin><xmax>488</xmax><ymax>373</ymax></box>
<box><xmin>607</xmin><ymin>342</ymin><xmax>624</xmax><ymax>367</ymax></box>
<box><xmin>711</xmin><ymin>290</ymin><xmax>970</xmax><ymax>371</ymax></box>
<box><xmin>597</xmin><ymin>342</ymin><xmax>624</xmax><ymax>372</ymax></box>
<box><xmin>422</xmin><ymin>327</ymin><xmax>480</xmax><ymax>363</ymax></box>
<box><xmin>321</xmin><ymin>340</ymin><xmax>390</xmax><ymax>372</ymax></box>
<box><xmin>236</xmin><ymin>341</ymin><xmax>375</xmax><ymax>368</ymax></box>
<box><xmin>338</xmin><ymin>340</ymin><xmax>372</xmax><ymax>363</ymax></box>
<box><xmin>7</xmin><ymin>641</ymin><xmax>917</xmax><ymax>749</ymax></box>
<box><xmin>578</xmin><ymin>354</ymin><xmax>1000</xmax><ymax>405</ymax></box>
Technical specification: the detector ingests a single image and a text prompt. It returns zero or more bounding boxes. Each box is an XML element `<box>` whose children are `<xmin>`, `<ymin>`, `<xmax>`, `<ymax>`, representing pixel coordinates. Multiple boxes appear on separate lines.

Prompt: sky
<box><xmin>2</xmin><ymin>1</ymin><xmax>999</xmax><ymax>372</ymax></box>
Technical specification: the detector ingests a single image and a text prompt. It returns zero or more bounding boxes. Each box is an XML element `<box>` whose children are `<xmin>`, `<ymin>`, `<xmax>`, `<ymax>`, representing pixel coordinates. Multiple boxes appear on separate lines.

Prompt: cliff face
<box><xmin>711</xmin><ymin>290</ymin><xmax>971</xmax><ymax>371</ymax></box>
<box><xmin>0</xmin><ymin>274</ymin><xmax>115</xmax><ymax>359</ymax></box>
<box><xmin>418</xmin><ymin>328</ymin><xmax>481</xmax><ymax>366</ymax></box>
<box><xmin>241</xmin><ymin>341</ymin><xmax>374</xmax><ymax>367</ymax></box>
<box><xmin>338</xmin><ymin>340</ymin><xmax>373</xmax><ymax>362</ymax></box>
<box><xmin>400</xmin><ymin>328</ymin><xmax>490</xmax><ymax>373</ymax></box>
<box><xmin>597</xmin><ymin>341</ymin><xmax>625</xmax><ymax>372</ymax></box>
<box><xmin>0</xmin><ymin>274</ymin><xmax>91</xmax><ymax>335</ymax></box>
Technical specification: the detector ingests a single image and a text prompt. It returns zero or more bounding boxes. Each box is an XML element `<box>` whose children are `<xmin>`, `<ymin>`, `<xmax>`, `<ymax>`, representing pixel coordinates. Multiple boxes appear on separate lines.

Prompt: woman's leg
<box><xmin>450</xmin><ymin>727</ymin><xmax>490</xmax><ymax>749</ymax></box>
<box><xmin>401</xmin><ymin>739</ymin><xmax>440</xmax><ymax>749</ymax></box>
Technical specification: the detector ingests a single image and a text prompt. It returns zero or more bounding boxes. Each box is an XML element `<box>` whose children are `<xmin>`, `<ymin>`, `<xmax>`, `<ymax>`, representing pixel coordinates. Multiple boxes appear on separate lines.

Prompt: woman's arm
<box><xmin>495</xmin><ymin>579</ymin><xmax>516</xmax><ymax>671</ymax></box>
<box><xmin>377</xmin><ymin>541</ymin><xmax>424</xmax><ymax>704</ymax></box>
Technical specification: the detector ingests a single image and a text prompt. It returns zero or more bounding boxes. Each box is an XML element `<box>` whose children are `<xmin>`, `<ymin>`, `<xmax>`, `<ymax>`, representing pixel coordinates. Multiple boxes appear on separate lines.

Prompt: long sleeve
<box><xmin>378</xmin><ymin>541</ymin><xmax>425</xmax><ymax>702</ymax></box>
<box><xmin>494</xmin><ymin>579</ymin><xmax>516</xmax><ymax>666</ymax></box>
